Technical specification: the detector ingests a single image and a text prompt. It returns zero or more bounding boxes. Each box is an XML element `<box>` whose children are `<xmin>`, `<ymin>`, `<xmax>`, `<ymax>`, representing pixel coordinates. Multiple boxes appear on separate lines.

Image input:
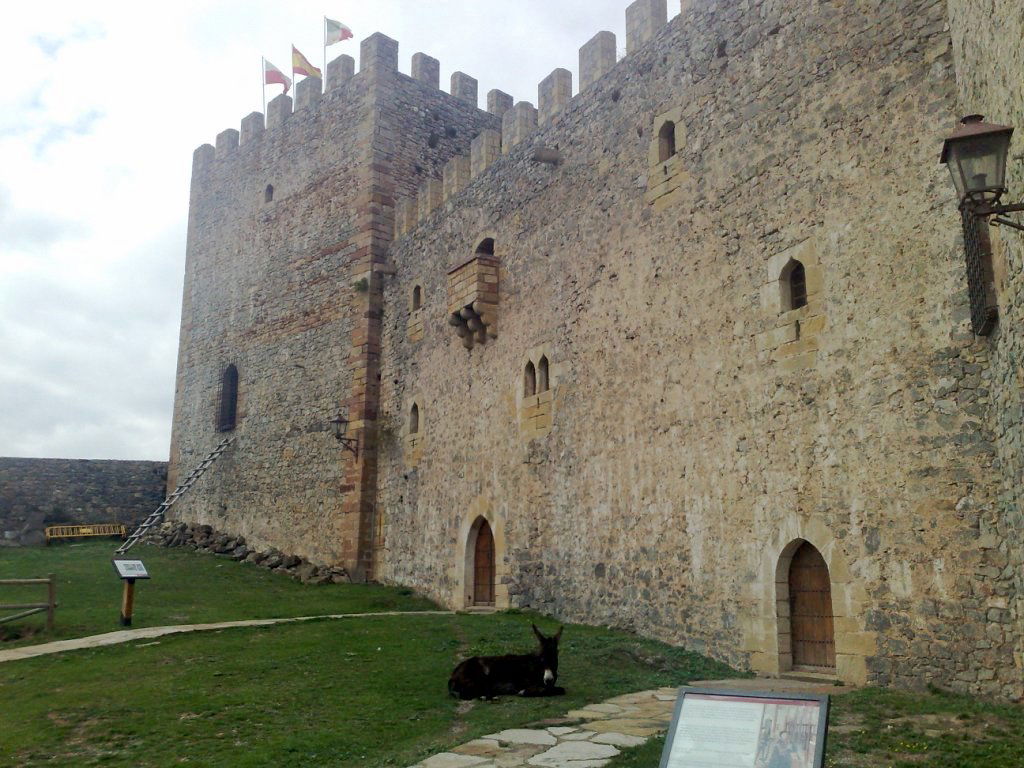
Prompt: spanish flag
<box><xmin>292</xmin><ymin>45</ymin><xmax>322</xmax><ymax>79</ymax></box>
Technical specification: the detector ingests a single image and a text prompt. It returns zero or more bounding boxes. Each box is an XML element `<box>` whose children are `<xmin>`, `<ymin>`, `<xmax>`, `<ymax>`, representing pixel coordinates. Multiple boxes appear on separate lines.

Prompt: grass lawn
<box><xmin>4</xmin><ymin>543</ymin><xmax>1024</xmax><ymax>767</ymax></box>
<box><xmin>0</xmin><ymin>541</ymin><xmax>435</xmax><ymax>646</ymax></box>
<box><xmin>0</xmin><ymin>612</ymin><xmax>738</xmax><ymax>767</ymax></box>
<box><xmin>605</xmin><ymin>687</ymin><xmax>1024</xmax><ymax>768</ymax></box>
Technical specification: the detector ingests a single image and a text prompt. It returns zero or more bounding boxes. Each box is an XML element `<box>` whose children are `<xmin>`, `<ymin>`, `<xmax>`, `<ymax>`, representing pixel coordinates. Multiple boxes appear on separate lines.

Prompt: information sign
<box><xmin>659</xmin><ymin>687</ymin><xmax>829</xmax><ymax>768</ymax></box>
<box><xmin>112</xmin><ymin>559</ymin><xmax>150</xmax><ymax>580</ymax></box>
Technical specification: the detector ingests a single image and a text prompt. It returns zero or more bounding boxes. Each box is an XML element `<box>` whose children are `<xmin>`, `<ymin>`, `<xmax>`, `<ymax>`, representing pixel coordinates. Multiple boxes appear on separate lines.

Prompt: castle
<box><xmin>167</xmin><ymin>0</ymin><xmax>1024</xmax><ymax>699</ymax></box>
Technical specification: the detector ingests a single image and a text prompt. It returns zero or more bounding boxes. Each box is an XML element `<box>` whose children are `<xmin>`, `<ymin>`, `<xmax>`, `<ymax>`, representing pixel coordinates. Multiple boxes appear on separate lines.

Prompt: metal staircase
<box><xmin>115</xmin><ymin>436</ymin><xmax>235</xmax><ymax>555</ymax></box>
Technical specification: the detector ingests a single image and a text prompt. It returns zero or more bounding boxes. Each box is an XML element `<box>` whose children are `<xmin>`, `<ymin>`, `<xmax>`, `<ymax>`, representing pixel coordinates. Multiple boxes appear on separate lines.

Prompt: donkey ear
<box><xmin>532</xmin><ymin>623</ymin><xmax>544</xmax><ymax>641</ymax></box>
<box><xmin>555</xmin><ymin>625</ymin><xmax>563</xmax><ymax>641</ymax></box>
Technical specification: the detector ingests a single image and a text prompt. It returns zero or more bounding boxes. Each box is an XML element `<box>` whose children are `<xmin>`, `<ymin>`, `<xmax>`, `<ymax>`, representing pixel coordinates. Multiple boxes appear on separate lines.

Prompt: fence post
<box><xmin>47</xmin><ymin>573</ymin><xmax>55</xmax><ymax>632</ymax></box>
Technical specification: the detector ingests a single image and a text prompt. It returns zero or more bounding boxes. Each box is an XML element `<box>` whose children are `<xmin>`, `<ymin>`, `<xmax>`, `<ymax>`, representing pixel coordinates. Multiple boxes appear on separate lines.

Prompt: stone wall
<box><xmin>169</xmin><ymin>37</ymin><xmax>499</xmax><ymax>576</ymax></box>
<box><xmin>375</xmin><ymin>0</ymin><xmax>1020</xmax><ymax>698</ymax></box>
<box><xmin>0</xmin><ymin>458</ymin><xmax>166</xmax><ymax>545</ymax></box>
<box><xmin>947</xmin><ymin>0</ymin><xmax>1024</xmax><ymax>698</ymax></box>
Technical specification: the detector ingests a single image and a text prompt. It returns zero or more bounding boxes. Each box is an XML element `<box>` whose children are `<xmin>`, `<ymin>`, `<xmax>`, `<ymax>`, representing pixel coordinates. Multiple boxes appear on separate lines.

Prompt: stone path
<box><xmin>408</xmin><ymin>677</ymin><xmax>855</xmax><ymax>768</ymax></box>
<box><xmin>0</xmin><ymin>610</ymin><xmax>451</xmax><ymax>664</ymax></box>
<box><xmin>408</xmin><ymin>687</ymin><xmax>679</xmax><ymax>768</ymax></box>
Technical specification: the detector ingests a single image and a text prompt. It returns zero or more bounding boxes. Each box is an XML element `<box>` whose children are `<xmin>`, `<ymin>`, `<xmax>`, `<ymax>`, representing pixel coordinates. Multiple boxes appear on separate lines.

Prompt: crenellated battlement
<box><xmin>390</xmin><ymin>0</ymin><xmax>674</xmax><ymax>240</ymax></box>
<box><xmin>191</xmin><ymin>0</ymin><xmax>671</xmax><ymax>182</ymax></box>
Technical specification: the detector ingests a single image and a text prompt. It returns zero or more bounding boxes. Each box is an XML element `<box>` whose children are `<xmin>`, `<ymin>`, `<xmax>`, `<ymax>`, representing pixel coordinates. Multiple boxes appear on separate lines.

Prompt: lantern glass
<box><xmin>942</xmin><ymin>116</ymin><xmax>1014</xmax><ymax>208</ymax></box>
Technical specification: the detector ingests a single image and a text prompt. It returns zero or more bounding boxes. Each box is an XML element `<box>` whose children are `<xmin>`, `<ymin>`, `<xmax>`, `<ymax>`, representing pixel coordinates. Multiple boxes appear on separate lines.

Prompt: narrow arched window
<box><xmin>523</xmin><ymin>361</ymin><xmax>536</xmax><ymax>397</ymax></box>
<box><xmin>476</xmin><ymin>237</ymin><xmax>495</xmax><ymax>256</ymax></box>
<box><xmin>782</xmin><ymin>260</ymin><xmax>807</xmax><ymax>310</ymax></box>
<box><xmin>412</xmin><ymin>285</ymin><xmax>422</xmax><ymax>310</ymax></box>
<box><xmin>658</xmin><ymin>121</ymin><xmax>676</xmax><ymax>162</ymax></box>
<box><xmin>409</xmin><ymin>403</ymin><xmax>419</xmax><ymax>434</ymax></box>
<box><xmin>218</xmin><ymin>364</ymin><xmax>238</xmax><ymax>432</ymax></box>
<box><xmin>264</xmin><ymin>184</ymin><xmax>274</xmax><ymax>203</ymax></box>
<box><xmin>537</xmin><ymin>356</ymin><xmax>549</xmax><ymax>393</ymax></box>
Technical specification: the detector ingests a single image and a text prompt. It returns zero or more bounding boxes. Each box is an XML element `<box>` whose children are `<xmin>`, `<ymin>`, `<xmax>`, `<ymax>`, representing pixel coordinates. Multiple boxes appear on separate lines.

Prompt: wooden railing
<box><xmin>45</xmin><ymin>523</ymin><xmax>127</xmax><ymax>543</ymax></box>
<box><xmin>0</xmin><ymin>574</ymin><xmax>57</xmax><ymax>632</ymax></box>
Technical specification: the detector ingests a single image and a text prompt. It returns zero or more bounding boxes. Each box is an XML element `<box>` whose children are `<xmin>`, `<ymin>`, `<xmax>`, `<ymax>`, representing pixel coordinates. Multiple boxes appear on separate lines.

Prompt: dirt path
<box><xmin>0</xmin><ymin>610</ymin><xmax>452</xmax><ymax>664</ymax></box>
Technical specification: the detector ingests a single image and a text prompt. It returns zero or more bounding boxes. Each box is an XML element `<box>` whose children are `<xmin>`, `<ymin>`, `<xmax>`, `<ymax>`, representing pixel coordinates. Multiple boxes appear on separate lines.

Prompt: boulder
<box><xmin>230</xmin><ymin>545</ymin><xmax>249</xmax><ymax>561</ymax></box>
<box><xmin>282</xmin><ymin>554</ymin><xmax>301</xmax><ymax>569</ymax></box>
<box><xmin>295</xmin><ymin>562</ymin><xmax>318</xmax><ymax>583</ymax></box>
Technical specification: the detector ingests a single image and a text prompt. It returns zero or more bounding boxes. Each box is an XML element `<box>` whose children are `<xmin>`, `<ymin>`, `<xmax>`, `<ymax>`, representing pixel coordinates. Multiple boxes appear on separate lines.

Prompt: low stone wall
<box><xmin>146</xmin><ymin>521</ymin><xmax>350</xmax><ymax>585</ymax></box>
<box><xmin>0</xmin><ymin>458</ymin><xmax>167</xmax><ymax>546</ymax></box>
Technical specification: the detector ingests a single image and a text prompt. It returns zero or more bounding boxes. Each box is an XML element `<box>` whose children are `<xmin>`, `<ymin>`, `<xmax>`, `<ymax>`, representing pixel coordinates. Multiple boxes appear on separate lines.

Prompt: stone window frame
<box><xmin>758</xmin><ymin>239</ymin><xmax>826</xmax><ymax>373</ymax></box>
<box><xmin>405</xmin><ymin>397</ymin><xmax>424</xmax><ymax>468</ymax></box>
<box><xmin>518</xmin><ymin>345</ymin><xmax>558</xmax><ymax>440</ymax></box>
<box><xmin>217</xmin><ymin>364</ymin><xmax>239</xmax><ymax>432</ymax></box>
<box><xmin>407</xmin><ymin>276</ymin><xmax>426</xmax><ymax>343</ymax></box>
<box><xmin>645</xmin><ymin>107</ymin><xmax>686</xmax><ymax>207</ymax></box>
<box><xmin>780</xmin><ymin>259</ymin><xmax>807</xmax><ymax>311</ymax></box>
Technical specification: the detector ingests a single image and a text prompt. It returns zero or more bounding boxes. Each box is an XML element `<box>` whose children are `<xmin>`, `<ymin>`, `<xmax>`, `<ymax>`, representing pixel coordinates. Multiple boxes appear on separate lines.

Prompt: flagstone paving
<box><xmin>409</xmin><ymin>677</ymin><xmax>857</xmax><ymax>768</ymax></box>
<box><xmin>408</xmin><ymin>687</ymin><xmax>680</xmax><ymax>768</ymax></box>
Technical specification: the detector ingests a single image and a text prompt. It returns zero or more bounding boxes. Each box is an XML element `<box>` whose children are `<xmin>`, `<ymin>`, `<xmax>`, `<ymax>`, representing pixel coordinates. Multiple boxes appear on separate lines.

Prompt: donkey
<box><xmin>448</xmin><ymin>624</ymin><xmax>565</xmax><ymax>700</ymax></box>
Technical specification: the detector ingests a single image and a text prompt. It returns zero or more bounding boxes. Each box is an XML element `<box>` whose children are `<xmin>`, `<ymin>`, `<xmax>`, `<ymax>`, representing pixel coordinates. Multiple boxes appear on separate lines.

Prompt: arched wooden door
<box><xmin>473</xmin><ymin>520</ymin><xmax>495</xmax><ymax>606</ymax></box>
<box><xmin>788</xmin><ymin>542</ymin><xmax>835</xmax><ymax>669</ymax></box>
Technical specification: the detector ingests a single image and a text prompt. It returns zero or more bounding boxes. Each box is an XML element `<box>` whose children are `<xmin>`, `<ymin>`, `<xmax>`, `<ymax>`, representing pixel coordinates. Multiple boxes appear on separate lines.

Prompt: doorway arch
<box><xmin>470</xmin><ymin>518</ymin><xmax>495</xmax><ymax>606</ymax></box>
<box><xmin>777</xmin><ymin>539</ymin><xmax>835</xmax><ymax>671</ymax></box>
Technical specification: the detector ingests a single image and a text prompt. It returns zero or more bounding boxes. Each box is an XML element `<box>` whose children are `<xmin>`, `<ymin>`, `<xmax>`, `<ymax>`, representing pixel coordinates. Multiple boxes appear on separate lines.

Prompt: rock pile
<box><xmin>146</xmin><ymin>521</ymin><xmax>349</xmax><ymax>585</ymax></box>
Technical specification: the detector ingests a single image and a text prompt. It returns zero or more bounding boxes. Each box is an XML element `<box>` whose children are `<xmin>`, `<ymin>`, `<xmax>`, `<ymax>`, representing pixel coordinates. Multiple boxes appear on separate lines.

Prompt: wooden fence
<box><xmin>0</xmin><ymin>574</ymin><xmax>57</xmax><ymax>632</ymax></box>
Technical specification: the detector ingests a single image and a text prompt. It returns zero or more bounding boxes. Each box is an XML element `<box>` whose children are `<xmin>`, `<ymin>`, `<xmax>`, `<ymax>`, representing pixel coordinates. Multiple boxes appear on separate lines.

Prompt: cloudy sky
<box><xmin>1</xmin><ymin>0</ymin><xmax>656</xmax><ymax>461</ymax></box>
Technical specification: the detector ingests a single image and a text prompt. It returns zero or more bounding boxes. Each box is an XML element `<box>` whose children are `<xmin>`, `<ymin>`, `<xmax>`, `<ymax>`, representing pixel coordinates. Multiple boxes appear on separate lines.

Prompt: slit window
<box><xmin>412</xmin><ymin>285</ymin><xmax>422</xmax><ymax>311</ymax></box>
<box><xmin>782</xmin><ymin>259</ymin><xmax>808</xmax><ymax>311</ymax></box>
<box><xmin>218</xmin><ymin>364</ymin><xmax>239</xmax><ymax>432</ymax></box>
<box><xmin>409</xmin><ymin>403</ymin><xmax>420</xmax><ymax>434</ymax></box>
<box><xmin>264</xmin><ymin>184</ymin><xmax>274</xmax><ymax>203</ymax></box>
<box><xmin>524</xmin><ymin>361</ymin><xmax>536</xmax><ymax>397</ymax></box>
<box><xmin>537</xmin><ymin>356</ymin><xmax>549</xmax><ymax>393</ymax></box>
<box><xmin>658</xmin><ymin>121</ymin><xmax>676</xmax><ymax>162</ymax></box>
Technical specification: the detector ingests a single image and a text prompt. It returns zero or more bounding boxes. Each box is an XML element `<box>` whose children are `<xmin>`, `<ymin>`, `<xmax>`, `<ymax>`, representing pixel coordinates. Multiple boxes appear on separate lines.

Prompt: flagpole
<box><xmin>323</xmin><ymin>16</ymin><xmax>327</xmax><ymax>90</ymax></box>
<box><xmin>261</xmin><ymin>56</ymin><xmax>266</xmax><ymax>119</ymax></box>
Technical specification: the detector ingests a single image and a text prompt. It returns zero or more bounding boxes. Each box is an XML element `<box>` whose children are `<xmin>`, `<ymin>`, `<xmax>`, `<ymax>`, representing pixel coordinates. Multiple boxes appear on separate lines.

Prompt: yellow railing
<box><xmin>44</xmin><ymin>524</ymin><xmax>127</xmax><ymax>543</ymax></box>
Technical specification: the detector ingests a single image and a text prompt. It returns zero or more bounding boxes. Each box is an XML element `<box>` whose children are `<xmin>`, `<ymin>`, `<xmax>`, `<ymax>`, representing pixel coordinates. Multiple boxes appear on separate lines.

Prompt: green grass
<box><xmin>604</xmin><ymin>687</ymin><xmax>1024</xmax><ymax>768</ymax></box>
<box><xmin>0</xmin><ymin>541</ymin><xmax>435</xmax><ymax>646</ymax></box>
<box><xmin>0</xmin><ymin>612</ymin><xmax>738</xmax><ymax>767</ymax></box>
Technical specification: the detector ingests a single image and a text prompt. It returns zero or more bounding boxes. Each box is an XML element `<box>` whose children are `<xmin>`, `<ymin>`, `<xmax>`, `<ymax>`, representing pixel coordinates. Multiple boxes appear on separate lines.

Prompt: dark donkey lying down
<box><xmin>448</xmin><ymin>624</ymin><xmax>566</xmax><ymax>700</ymax></box>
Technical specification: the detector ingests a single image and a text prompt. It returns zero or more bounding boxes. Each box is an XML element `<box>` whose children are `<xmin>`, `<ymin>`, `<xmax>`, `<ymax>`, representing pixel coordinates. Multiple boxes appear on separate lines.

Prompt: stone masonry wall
<box><xmin>169</xmin><ymin>39</ymin><xmax>499</xmax><ymax>576</ymax></box>
<box><xmin>0</xmin><ymin>458</ymin><xmax>166</xmax><ymax>545</ymax></box>
<box><xmin>947</xmin><ymin>0</ymin><xmax>1024</xmax><ymax>697</ymax></box>
<box><xmin>376</xmin><ymin>0</ymin><xmax>1019</xmax><ymax>698</ymax></box>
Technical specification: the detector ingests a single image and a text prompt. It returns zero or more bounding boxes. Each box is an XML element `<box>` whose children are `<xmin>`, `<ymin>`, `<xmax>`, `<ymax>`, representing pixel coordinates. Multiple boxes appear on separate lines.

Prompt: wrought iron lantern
<box><xmin>941</xmin><ymin>115</ymin><xmax>1023</xmax><ymax>230</ymax></box>
<box><xmin>329</xmin><ymin>413</ymin><xmax>358</xmax><ymax>457</ymax></box>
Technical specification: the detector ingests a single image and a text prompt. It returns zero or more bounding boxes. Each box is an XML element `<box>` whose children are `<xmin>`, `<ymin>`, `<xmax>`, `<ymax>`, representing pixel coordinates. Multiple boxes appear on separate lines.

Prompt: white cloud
<box><xmin>0</xmin><ymin>0</ymin><xmax>638</xmax><ymax>460</ymax></box>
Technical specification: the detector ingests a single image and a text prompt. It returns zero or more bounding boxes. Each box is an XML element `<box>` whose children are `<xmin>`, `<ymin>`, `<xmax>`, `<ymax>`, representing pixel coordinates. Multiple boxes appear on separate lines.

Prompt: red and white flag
<box><xmin>264</xmin><ymin>58</ymin><xmax>291</xmax><ymax>94</ymax></box>
<box><xmin>292</xmin><ymin>45</ymin><xmax>322</xmax><ymax>79</ymax></box>
<box><xmin>325</xmin><ymin>17</ymin><xmax>353</xmax><ymax>45</ymax></box>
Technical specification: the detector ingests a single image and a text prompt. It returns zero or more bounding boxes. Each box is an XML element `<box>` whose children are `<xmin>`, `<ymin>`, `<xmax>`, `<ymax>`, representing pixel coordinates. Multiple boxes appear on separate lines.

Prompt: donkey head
<box><xmin>532</xmin><ymin>623</ymin><xmax>563</xmax><ymax>687</ymax></box>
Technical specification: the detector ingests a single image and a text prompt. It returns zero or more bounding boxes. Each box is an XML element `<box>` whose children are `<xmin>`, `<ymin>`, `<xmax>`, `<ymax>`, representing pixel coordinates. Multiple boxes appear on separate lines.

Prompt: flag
<box><xmin>264</xmin><ymin>58</ymin><xmax>291</xmax><ymax>94</ymax></box>
<box><xmin>325</xmin><ymin>18</ymin><xmax>353</xmax><ymax>45</ymax></box>
<box><xmin>292</xmin><ymin>45</ymin><xmax>322</xmax><ymax>79</ymax></box>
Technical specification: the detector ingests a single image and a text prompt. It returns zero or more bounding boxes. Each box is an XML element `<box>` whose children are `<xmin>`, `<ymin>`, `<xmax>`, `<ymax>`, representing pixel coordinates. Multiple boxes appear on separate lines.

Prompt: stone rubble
<box><xmin>146</xmin><ymin>521</ymin><xmax>350</xmax><ymax>585</ymax></box>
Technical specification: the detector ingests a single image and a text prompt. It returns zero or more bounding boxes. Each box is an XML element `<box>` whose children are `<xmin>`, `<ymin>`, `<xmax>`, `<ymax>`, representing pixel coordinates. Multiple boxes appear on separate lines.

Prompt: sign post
<box><xmin>111</xmin><ymin>559</ymin><xmax>150</xmax><ymax>627</ymax></box>
<box><xmin>659</xmin><ymin>687</ymin><xmax>830</xmax><ymax>768</ymax></box>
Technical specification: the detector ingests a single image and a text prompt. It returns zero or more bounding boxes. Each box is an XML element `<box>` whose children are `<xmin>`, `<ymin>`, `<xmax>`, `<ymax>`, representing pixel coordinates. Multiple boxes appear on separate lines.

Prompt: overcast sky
<box><xmin>0</xmin><ymin>0</ymin><xmax>661</xmax><ymax>461</ymax></box>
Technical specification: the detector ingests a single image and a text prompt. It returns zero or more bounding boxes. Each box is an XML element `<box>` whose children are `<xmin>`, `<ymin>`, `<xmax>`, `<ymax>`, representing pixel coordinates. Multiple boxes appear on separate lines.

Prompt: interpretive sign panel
<box><xmin>111</xmin><ymin>559</ymin><xmax>150</xmax><ymax>580</ymax></box>
<box><xmin>658</xmin><ymin>687</ymin><xmax>829</xmax><ymax>768</ymax></box>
